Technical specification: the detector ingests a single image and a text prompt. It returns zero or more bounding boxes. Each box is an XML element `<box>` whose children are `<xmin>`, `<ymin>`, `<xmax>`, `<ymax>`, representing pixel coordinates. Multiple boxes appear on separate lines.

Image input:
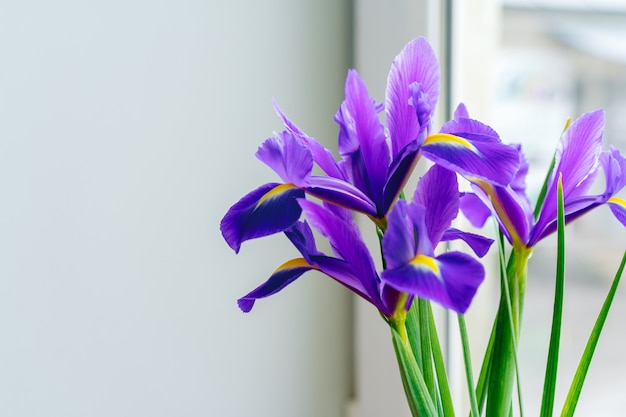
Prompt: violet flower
<box><xmin>460</xmin><ymin>108</ymin><xmax>626</xmax><ymax>248</ymax></box>
<box><xmin>220</xmin><ymin>37</ymin><xmax>519</xmax><ymax>253</ymax></box>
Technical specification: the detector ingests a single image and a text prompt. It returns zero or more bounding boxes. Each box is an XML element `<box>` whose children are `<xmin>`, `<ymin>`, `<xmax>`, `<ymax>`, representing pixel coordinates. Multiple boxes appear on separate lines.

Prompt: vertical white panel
<box><xmin>0</xmin><ymin>1</ymin><xmax>352</xmax><ymax>416</ymax></box>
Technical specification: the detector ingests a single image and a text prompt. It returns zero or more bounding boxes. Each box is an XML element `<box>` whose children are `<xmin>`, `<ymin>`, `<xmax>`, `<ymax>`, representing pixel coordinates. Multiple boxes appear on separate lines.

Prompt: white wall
<box><xmin>0</xmin><ymin>2</ymin><xmax>353</xmax><ymax>416</ymax></box>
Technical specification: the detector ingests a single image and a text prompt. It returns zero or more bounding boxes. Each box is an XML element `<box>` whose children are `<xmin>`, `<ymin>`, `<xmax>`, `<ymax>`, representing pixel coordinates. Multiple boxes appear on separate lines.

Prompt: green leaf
<box><xmin>486</xmin><ymin>230</ymin><xmax>527</xmax><ymax>417</ymax></box>
<box><xmin>475</xmin><ymin>318</ymin><xmax>495</xmax><ymax>414</ymax></box>
<box><xmin>418</xmin><ymin>299</ymin><xmax>437</xmax><ymax>409</ymax></box>
<box><xmin>406</xmin><ymin>299</ymin><xmax>423</xmax><ymax>371</ymax></box>
<box><xmin>457</xmin><ymin>314</ymin><xmax>479</xmax><ymax>417</ymax></box>
<box><xmin>539</xmin><ymin>174</ymin><xmax>565</xmax><ymax>417</ymax></box>
<box><xmin>560</xmin><ymin>251</ymin><xmax>626</xmax><ymax>417</ymax></box>
<box><xmin>391</xmin><ymin>326</ymin><xmax>438</xmax><ymax>417</ymax></box>
<box><xmin>426</xmin><ymin>301</ymin><xmax>455</xmax><ymax>417</ymax></box>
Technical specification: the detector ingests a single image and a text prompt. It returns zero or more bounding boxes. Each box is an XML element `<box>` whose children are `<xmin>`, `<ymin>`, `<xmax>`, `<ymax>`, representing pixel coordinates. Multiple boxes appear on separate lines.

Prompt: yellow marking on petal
<box><xmin>410</xmin><ymin>254</ymin><xmax>439</xmax><ymax>274</ymax></box>
<box><xmin>424</xmin><ymin>133</ymin><xmax>478</xmax><ymax>152</ymax></box>
<box><xmin>608</xmin><ymin>197</ymin><xmax>626</xmax><ymax>207</ymax></box>
<box><xmin>472</xmin><ymin>178</ymin><xmax>525</xmax><ymax>247</ymax></box>
<box><xmin>275</xmin><ymin>257</ymin><xmax>317</xmax><ymax>271</ymax></box>
<box><xmin>257</xmin><ymin>183</ymin><xmax>298</xmax><ymax>206</ymax></box>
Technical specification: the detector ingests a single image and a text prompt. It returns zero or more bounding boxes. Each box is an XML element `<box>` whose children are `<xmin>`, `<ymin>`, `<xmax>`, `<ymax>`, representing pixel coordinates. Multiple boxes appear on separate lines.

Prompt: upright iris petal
<box><xmin>413</xmin><ymin>164</ymin><xmax>459</xmax><ymax>245</ymax></box>
<box><xmin>335</xmin><ymin>70</ymin><xmax>390</xmax><ymax>215</ymax></box>
<box><xmin>386</xmin><ymin>37</ymin><xmax>440</xmax><ymax>156</ymax></box>
<box><xmin>530</xmin><ymin>110</ymin><xmax>604</xmax><ymax>244</ymax></box>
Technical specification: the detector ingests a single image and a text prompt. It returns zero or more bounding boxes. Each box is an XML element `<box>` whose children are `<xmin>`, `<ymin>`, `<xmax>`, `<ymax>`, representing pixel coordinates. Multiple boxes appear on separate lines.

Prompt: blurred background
<box><xmin>0</xmin><ymin>1</ymin><xmax>624</xmax><ymax>416</ymax></box>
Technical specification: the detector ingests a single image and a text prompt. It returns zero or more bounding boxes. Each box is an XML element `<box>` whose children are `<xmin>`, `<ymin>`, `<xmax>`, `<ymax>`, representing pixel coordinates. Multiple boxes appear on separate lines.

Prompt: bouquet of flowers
<box><xmin>220</xmin><ymin>37</ymin><xmax>626</xmax><ymax>416</ymax></box>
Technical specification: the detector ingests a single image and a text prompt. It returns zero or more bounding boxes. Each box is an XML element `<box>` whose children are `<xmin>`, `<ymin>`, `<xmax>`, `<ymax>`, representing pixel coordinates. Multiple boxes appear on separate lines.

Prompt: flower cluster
<box><xmin>220</xmin><ymin>37</ymin><xmax>626</xmax><ymax>416</ymax></box>
<box><xmin>220</xmin><ymin>38</ymin><xmax>519</xmax><ymax>318</ymax></box>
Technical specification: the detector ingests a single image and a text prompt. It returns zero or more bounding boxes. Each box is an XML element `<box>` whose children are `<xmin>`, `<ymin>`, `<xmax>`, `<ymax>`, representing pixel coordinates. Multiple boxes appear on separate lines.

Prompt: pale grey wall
<box><xmin>0</xmin><ymin>1</ymin><xmax>352</xmax><ymax>416</ymax></box>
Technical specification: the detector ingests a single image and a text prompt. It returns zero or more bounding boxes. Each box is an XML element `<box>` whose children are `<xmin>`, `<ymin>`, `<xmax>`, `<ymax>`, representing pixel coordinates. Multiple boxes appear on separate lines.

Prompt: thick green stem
<box><xmin>391</xmin><ymin>319</ymin><xmax>437</xmax><ymax>417</ymax></box>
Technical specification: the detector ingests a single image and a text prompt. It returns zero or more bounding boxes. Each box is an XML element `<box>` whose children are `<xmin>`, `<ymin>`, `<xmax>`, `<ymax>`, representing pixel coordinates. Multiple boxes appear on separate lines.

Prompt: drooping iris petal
<box><xmin>256</xmin><ymin>132</ymin><xmax>313</xmax><ymax>187</ymax></box>
<box><xmin>273</xmin><ymin>100</ymin><xmax>348</xmax><ymax>181</ymax></box>
<box><xmin>220</xmin><ymin>182</ymin><xmax>305</xmax><ymax>253</ymax></box>
<box><xmin>459</xmin><ymin>192</ymin><xmax>492</xmax><ymax>228</ymax></box>
<box><xmin>470</xmin><ymin>181</ymin><xmax>531</xmax><ymax>246</ymax></box>
<box><xmin>608</xmin><ymin>198</ymin><xmax>626</xmax><ymax>227</ymax></box>
<box><xmin>298</xmin><ymin>199</ymin><xmax>383</xmax><ymax>307</ymax></box>
<box><xmin>601</xmin><ymin>147</ymin><xmax>626</xmax><ymax>196</ymax></box>
<box><xmin>431</xmin><ymin>252</ymin><xmax>485</xmax><ymax>313</ymax></box>
<box><xmin>424</xmin><ymin>118</ymin><xmax>520</xmax><ymax>186</ymax></box>
<box><xmin>336</xmin><ymin>70</ymin><xmax>390</xmax><ymax>211</ymax></box>
<box><xmin>413</xmin><ymin>164</ymin><xmax>459</xmax><ymax>245</ymax></box>
<box><xmin>305</xmin><ymin>175</ymin><xmax>378</xmax><ymax>216</ymax></box>
<box><xmin>386</xmin><ymin>37</ymin><xmax>440</xmax><ymax>157</ymax></box>
<box><xmin>441</xmin><ymin>228</ymin><xmax>493</xmax><ymax>258</ymax></box>
<box><xmin>237</xmin><ymin>258</ymin><xmax>314</xmax><ymax>312</ymax></box>
<box><xmin>381</xmin><ymin>251</ymin><xmax>485</xmax><ymax>314</ymax></box>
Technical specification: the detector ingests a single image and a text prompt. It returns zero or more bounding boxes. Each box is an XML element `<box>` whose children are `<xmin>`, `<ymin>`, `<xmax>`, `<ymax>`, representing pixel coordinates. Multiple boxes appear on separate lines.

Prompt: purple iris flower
<box><xmin>237</xmin><ymin>164</ymin><xmax>493</xmax><ymax>315</ymax></box>
<box><xmin>381</xmin><ymin>165</ymin><xmax>490</xmax><ymax>314</ymax></box>
<box><xmin>221</xmin><ymin>37</ymin><xmax>519</xmax><ymax>254</ymax></box>
<box><xmin>460</xmin><ymin>108</ymin><xmax>626</xmax><ymax>248</ymax></box>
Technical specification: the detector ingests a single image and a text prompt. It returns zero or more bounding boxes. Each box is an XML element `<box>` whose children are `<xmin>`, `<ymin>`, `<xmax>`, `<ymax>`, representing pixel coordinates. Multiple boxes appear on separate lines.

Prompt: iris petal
<box><xmin>470</xmin><ymin>181</ymin><xmax>531</xmax><ymax>246</ymax></box>
<box><xmin>531</xmin><ymin>110</ymin><xmax>606</xmax><ymax>245</ymax></box>
<box><xmin>386</xmin><ymin>37</ymin><xmax>440</xmax><ymax>157</ymax></box>
<box><xmin>441</xmin><ymin>228</ymin><xmax>493</xmax><ymax>258</ymax></box>
<box><xmin>298</xmin><ymin>199</ymin><xmax>383</xmax><ymax>305</ymax></box>
<box><xmin>256</xmin><ymin>132</ymin><xmax>313</xmax><ymax>187</ymax></box>
<box><xmin>284</xmin><ymin>221</ymin><xmax>323</xmax><ymax>263</ymax></box>
<box><xmin>413</xmin><ymin>164</ymin><xmax>459</xmax><ymax>245</ymax></box>
<box><xmin>422</xmin><ymin>130</ymin><xmax>519</xmax><ymax>187</ymax></box>
<box><xmin>273</xmin><ymin>100</ymin><xmax>348</xmax><ymax>181</ymax></box>
<box><xmin>435</xmin><ymin>252</ymin><xmax>485</xmax><ymax>313</ymax></box>
<box><xmin>608</xmin><ymin>197</ymin><xmax>626</xmax><ymax>227</ymax></box>
<box><xmin>382</xmin><ymin>200</ymin><xmax>417</xmax><ymax>269</ymax></box>
<box><xmin>220</xmin><ymin>182</ymin><xmax>304</xmax><ymax>253</ymax></box>
<box><xmin>305</xmin><ymin>175</ymin><xmax>378</xmax><ymax>217</ymax></box>
<box><xmin>237</xmin><ymin>258</ymin><xmax>314</xmax><ymax>312</ymax></box>
<box><xmin>336</xmin><ymin>70</ymin><xmax>390</xmax><ymax>209</ymax></box>
<box><xmin>381</xmin><ymin>251</ymin><xmax>484</xmax><ymax>314</ymax></box>
<box><xmin>459</xmin><ymin>192</ymin><xmax>492</xmax><ymax>228</ymax></box>
<box><xmin>382</xmin><ymin>140</ymin><xmax>420</xmax><ymax>214</ymax></box>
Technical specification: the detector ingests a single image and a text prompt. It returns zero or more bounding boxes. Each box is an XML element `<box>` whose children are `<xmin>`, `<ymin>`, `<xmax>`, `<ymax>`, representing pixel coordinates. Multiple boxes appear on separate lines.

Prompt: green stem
<box><xmin>391</xmin><ymin>320</ymin><xmax>438</xmax><ymax>417</ymax></box>
<box><xmin>458</xmin><ymin>314</ymin><xmax>479</xmax><ymax>417</ymax></box>
<box><xmin>485</xmin><ymin>244</ymin><xmax>531</xmax><ymax>417</ymax></box>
